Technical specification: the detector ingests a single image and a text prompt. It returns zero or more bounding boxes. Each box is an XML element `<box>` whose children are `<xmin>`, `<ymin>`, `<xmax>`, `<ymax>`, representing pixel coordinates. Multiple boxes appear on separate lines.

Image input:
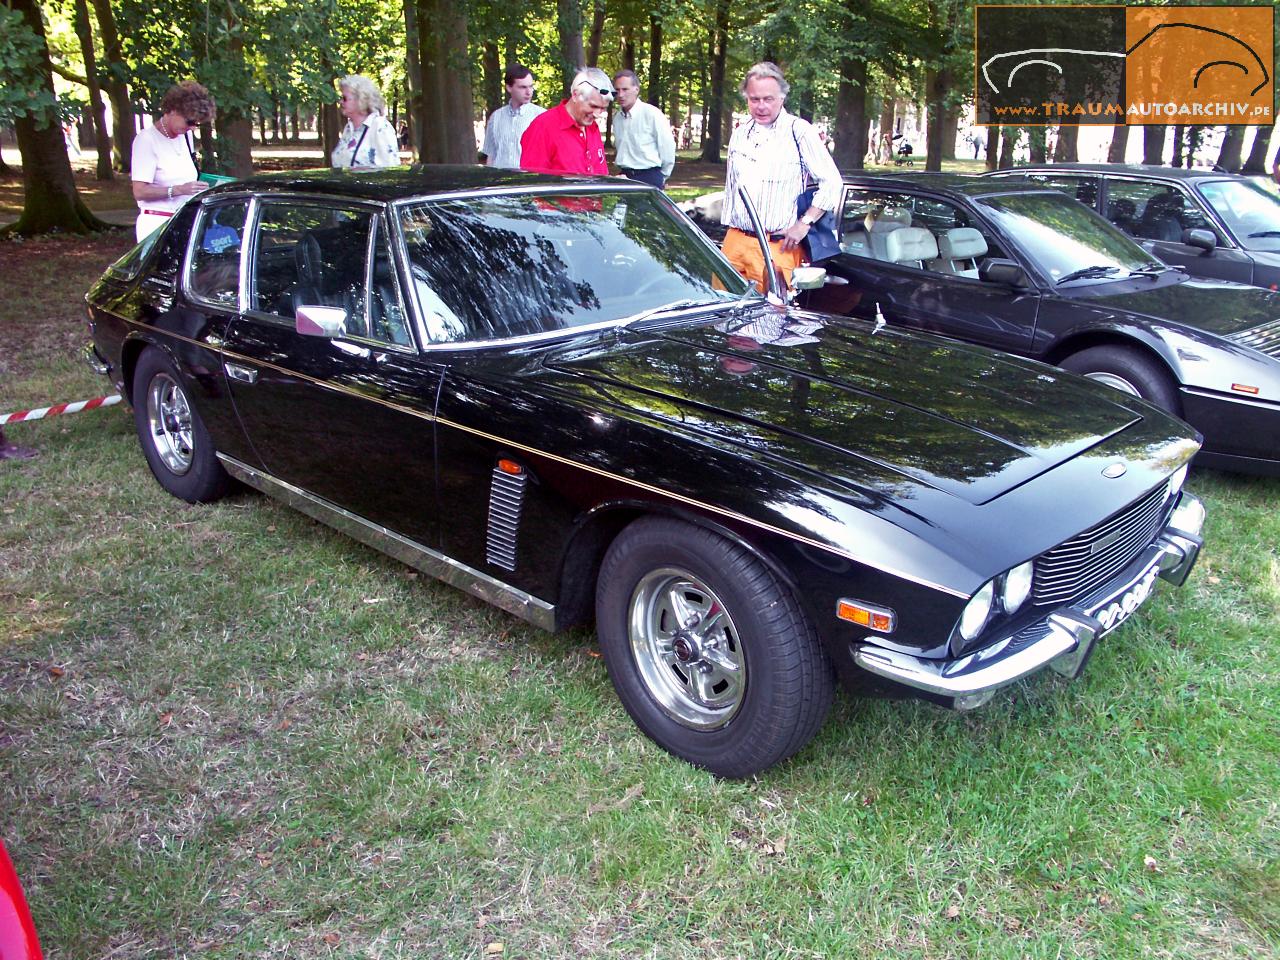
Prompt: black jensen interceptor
<box><xmin>85</xmin><ymin>167</ymin><xmax>1205</xmax><ymax>777</ymax></box>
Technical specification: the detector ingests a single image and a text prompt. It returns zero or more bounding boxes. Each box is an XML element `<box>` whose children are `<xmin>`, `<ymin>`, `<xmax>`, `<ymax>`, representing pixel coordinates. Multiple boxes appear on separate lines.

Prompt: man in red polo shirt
<box><xmin>520</xmin><ymin>67</ymin><xmax>614</xmax><ymax>175</ymax></box>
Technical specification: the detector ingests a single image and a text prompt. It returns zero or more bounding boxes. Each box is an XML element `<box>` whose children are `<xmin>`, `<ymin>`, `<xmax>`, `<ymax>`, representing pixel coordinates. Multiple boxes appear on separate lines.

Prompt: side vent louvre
<box><xmin>486</xmin><ymin>466</ymin><xmax>527</xmax><ymax>571</ymax></box>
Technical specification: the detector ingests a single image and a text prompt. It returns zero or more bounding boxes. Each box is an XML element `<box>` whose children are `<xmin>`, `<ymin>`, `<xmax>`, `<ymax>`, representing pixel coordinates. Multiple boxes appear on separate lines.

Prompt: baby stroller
<box><xmin>894</xmin><ymin>142</ymin><xmax>915</xmax><ymax>166</ymax></box>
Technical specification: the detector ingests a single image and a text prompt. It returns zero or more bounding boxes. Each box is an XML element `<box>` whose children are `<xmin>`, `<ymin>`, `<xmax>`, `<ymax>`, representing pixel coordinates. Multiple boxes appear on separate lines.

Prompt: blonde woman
<box><xmin>332</xmin><ymin>75</ymin><xmax>401</xmax><ymax>169</ymax></box>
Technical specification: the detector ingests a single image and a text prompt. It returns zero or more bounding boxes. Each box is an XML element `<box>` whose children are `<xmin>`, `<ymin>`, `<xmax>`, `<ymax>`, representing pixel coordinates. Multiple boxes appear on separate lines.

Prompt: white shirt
<box><xmin>131</xmin><ymin>123</ymin><xmax>197</xmax><ymax>217</ymax></box>
<box><xmin>332</xmin><ymin>113</ymin><xmax>401</xmax><ymax>169</ymax></box>
<box><xmin>613</xmin><ymin>101</ymin><xmax>676</xmax><ymax>179</ymax></box>
<box><xmin>483</xmin><ymin>102</ymin><xmax>546</xmax><ymax>169</ymax></box>
<box><xmin>722</xmin><ymin>110</ymin><xmax>842</xmax><ymax>234</ymax></box>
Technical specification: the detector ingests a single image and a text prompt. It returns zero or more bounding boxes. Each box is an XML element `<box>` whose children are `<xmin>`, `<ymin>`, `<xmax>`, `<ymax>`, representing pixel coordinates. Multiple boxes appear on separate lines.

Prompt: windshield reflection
<box><xmin>399</xmin><ymin>191</ymin><xmax>755</xmax><ymax>345</ymax></box>
<box><xmin>979</xmin><ymin>192</ymin><xmax>1160</xmax><ymax>282</ymax></box>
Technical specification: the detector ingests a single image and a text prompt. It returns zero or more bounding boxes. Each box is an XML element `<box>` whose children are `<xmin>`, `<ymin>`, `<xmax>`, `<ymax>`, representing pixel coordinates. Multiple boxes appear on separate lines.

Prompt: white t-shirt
<box><xmin>131</xmin><ymin>123</ymin><xmax>197</xmax><ymax>217</ymax></box>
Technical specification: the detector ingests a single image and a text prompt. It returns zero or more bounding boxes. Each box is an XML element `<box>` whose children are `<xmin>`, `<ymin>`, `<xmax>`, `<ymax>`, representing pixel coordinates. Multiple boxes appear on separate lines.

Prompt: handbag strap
<box><xmin>186</xmin><ymin>130</ymin><xmax>200</xmax><ymax>174</ymax></box>
<box><xmin>791</xmin><ymin>122</ymin><xmax>813</xmax><ymax>191</ymax></box>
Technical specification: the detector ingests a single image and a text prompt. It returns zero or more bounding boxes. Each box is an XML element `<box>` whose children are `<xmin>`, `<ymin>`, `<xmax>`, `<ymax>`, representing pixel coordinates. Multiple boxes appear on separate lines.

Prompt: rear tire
<box><xmin>132</xmin><ymin>348</ymin><xmax>231</xmax><ymax>503</ymax></box>
<box><xmin>595</xmin><ymin>517</ymin><xmax>834</xmax><ymax>778</ymax></box>
<box><xmin>1061</xmin><ymin>346</ymin><xmax>1180</xmax><ymax>414</ymax></box>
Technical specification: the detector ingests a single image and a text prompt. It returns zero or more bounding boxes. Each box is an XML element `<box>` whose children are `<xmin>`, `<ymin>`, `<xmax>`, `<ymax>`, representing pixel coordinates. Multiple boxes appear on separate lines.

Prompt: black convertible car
<box><xmin>85</xmin><ymin>168</ymin><xmax>1204</xmax><ymax>777</ymax></box>
<box><xmin>777</xmin><ymin>173</ymin><xmax>1280</xmax><ymax>476</ymax></box>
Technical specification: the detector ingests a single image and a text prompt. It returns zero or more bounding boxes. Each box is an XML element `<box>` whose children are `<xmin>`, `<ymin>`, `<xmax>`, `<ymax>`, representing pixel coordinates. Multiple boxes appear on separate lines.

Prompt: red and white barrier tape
<box><xmin>0</xmin><ymin>394</ymin><xmax>122</xmax><ymax>426</ymax></box>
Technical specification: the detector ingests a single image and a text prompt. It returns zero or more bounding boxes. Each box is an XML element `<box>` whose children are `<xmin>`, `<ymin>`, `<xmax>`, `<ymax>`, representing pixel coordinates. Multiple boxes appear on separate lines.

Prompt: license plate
<box><xmin>1087</xmin><ymin>562</ymin><xmax>1161</xmax><ymax>637</ymax></box>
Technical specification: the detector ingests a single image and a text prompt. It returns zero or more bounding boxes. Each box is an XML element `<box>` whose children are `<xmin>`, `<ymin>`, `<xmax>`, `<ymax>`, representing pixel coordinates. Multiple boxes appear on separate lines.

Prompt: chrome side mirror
<box><xmin>790</xmin><ymin>266</ymin><xmax>828</xmax><ymax>291</ymax></box>
<box><xmin>296</xmin><ymin>305</ymin><xmax>347</xmax><ymax>338</ymax></box>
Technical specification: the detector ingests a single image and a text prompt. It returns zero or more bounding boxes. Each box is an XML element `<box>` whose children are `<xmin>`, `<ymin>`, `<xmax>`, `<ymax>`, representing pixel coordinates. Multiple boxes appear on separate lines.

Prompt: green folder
<box><xmin>198</xmin><ymin>173</ymin><xmax>236</xmax><ymax>186</ymax></box>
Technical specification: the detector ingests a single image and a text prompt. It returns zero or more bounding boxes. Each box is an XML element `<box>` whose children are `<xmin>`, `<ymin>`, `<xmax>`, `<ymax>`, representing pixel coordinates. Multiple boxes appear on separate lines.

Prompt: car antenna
<box><xmin>737</xmin><ymin>186</ymin><xmax>786</xmax><ymax>304</ymax></box>
<box><xmin>873</xmin><ymin>302</ymin><xmax>887</xmax><ymax>334</ymax></box>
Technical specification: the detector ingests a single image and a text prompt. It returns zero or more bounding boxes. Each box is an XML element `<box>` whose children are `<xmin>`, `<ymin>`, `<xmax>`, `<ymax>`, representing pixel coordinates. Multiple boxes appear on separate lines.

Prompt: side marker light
<box><xmin>837</xmin><ymin>599</ymin><xmax>896</xmax><ymax>633</ymax></box>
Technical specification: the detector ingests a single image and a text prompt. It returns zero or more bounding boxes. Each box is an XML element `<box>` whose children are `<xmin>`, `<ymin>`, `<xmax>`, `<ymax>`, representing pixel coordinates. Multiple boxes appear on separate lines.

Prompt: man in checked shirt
<box><xmin>721</xmin><ymin>62</ymin><xmax>842</xmax><ymax>292</ymax></box>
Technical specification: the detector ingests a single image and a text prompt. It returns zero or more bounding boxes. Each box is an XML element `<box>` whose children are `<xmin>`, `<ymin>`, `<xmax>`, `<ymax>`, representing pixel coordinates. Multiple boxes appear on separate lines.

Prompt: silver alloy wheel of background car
<box><xmin>628</xmin><ymin>567</ymin><xmax>746</xmax><ymax>730</ymax></box>
<box><xmin>1082</xmin><ymin>371</ymin><xmax>1141</xmax><ymax>397</ymax></box>
<box><xmin>146</xmin><ymin>372</ymin><xmax>194</xmax><ymax>475</ymax></box>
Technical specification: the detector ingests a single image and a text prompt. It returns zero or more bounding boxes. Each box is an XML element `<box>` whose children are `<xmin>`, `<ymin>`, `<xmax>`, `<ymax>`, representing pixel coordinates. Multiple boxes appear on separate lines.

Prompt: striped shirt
<box><xmin>722</xmin><ymin>110</ymin><xmax>842</xmax><ymax>234</ymax></box>
<box><xmin>482</xmin><ymin>102</ymin><xmax>546</xmax><ymax>169</ymax></box>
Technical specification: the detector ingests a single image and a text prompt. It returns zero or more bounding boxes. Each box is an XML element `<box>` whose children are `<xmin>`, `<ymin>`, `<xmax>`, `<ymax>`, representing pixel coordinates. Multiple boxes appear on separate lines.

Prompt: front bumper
<box><xmin>852</xmin><ymin>492</ymin><xmax>1205</xmax><ymax>708</ymax></box>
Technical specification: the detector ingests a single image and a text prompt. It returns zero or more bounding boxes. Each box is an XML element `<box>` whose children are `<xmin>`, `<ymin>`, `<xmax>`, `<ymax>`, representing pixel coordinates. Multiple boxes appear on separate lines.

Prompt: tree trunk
<box><xmin>1242</xmin><ymin>125</ymin><xmax>1273</xmax><ymax>174</ymax></box>
<box><xmin>647</xmin><ymin>15</ymin><xmax>663</xmax><ymax>107</ymax></box>
<box><xmin>556</xmin><ymin>0</ymin><xmax>584</xmax><ymax>93</ymax></box>
<box><xmin>404</xmin><ymin>0</ymin><xmax>424</xmax><ymax>159</ymax></box>
<box><xmin>1106</xmin><ymin>123</ymin><xmax>1128</xmax><ymax>163</ymax></box>
<box><xmin>417</xmin><ymin>0</ymin><xmax>477</xmax><ymax>163</ymax></box>
<box><xmin>941</xmin><ymin>106</ymin><xmax>959</xmax><ymax>161</ymax></box>
<box><xmin>984</xmin><ymin>124</ymin><xmax>999</xmax><ymax>170</ymax></box>
<box><xmin>587</xmin><ymin>1</ymin><xmax>606</xmax><ymax>67</ymax></box>
<box><xmin>1141</xmin><ymin>124</ymin><xmax>1166</xmax><ymax>165</ymax></box>
<box><xmin>1028</xmin><ymin>127</ymin><xmax>1046</xmax><ymax>163</ymax></box>
<box><xmin>699</xmin><ymin>0</ymin><xmax>730</xmax><ymax>163</ymax></box>
<box><xmin>620</xmin><ymin>24</ymin><xmax>635</xmax><ymax>72</ymax></box>
<box><xmin>92</xmin><ymin>0</ymin><xmax>132</xmax><ymax>173</ymax></box>
<box><xmin>5</xmin><ymin>0</ymin><xmax>108</xmax><ymax>235</ymax></box>
<box><xmin>1170</xmin><ymin>124</ymin><xmax>1185</xmax><ymax>167</ymax></box>
<box><xmin>72</xmin><ymin>0</ymin><xmax>113</xmax><ymax>180</ymax></box>
<box><xmin>833</xmin><ymin>55</ymin><xmax>867</xmax><ymax>170</ymax></box>
<box><xmin>1215</xmin><ymin>125</ymin><xmax>1244</xmax><ymax>172</ymax></box>
<box><xmin>924</xmin><ymin>67</ymin><xmax>947</xmax><ymax>171</ymax></box>
<box><xmin>998</xmin><ymin>127</ymin><xmax>1017</xmax><ymax>169</ymax></box>
<box><xmin>483</xmin><ymin>41</ymin><xmax>503</xmax><ymax>117</ymax></box>
<box><xmin>1053</xmin><ymin>124</ymin><xmax>1079</xmax><ymax>162</ymax></box>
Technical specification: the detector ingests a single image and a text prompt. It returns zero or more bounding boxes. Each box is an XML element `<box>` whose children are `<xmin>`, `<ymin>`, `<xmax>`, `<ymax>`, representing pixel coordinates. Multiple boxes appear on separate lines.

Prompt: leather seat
<box><xmin>884</xmin><ymin>227</ymin><xmax>939</xmax><ymax>268</ymax></box>
<box><xmin>927</xmin><ymin>228</ymin><xmax>987</xmax><ymax>278</ymax></box>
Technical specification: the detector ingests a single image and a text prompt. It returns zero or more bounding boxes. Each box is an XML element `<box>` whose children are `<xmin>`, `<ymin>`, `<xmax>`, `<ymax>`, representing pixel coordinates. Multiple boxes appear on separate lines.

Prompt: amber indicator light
<box><xmin>1231</xmin><ymin>383</ymin><xmax>1260</xmax><ymax>395</ymax></box>
<box><xmin>837</xmin><ymin>599</ymin><xmax>896</xmax><ymax>633</ymax></box>
<box><xmin>497</xmin><ymin>459</ymin><xmax>525</xmax><ymax>475</ymax></box>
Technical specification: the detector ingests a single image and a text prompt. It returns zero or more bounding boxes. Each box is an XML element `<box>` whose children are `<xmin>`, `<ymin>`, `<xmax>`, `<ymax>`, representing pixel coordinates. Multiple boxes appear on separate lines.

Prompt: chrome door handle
<box><xmin>224</xmin><ymin>362</ymin><xmax>258</xmax><ymax>384</ymax></box>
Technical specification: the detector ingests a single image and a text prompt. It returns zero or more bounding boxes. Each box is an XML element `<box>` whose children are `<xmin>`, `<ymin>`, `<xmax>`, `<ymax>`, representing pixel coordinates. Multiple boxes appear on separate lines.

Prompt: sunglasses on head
<box><xmin>575</xmin><ymin>80</ymin><xmax>615</xmax><ymax>101</ymax></box>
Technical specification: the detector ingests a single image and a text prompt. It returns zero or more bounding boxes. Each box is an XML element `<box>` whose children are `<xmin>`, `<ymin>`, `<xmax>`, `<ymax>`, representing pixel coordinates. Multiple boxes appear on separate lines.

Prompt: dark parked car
<box><xmin>86</xmin><ymin>168</ymin><xmax>1204</xmax><ymax>777</ymax></box>
<box><xmin>983</xmin><ymin>164</ymin><xmax>1280</xmax><ymax>291</ymax></box>
<box><xmin>772</xmin><ymin>173</ymin><xmax>1280</xmax><ymax>475</ymax></box>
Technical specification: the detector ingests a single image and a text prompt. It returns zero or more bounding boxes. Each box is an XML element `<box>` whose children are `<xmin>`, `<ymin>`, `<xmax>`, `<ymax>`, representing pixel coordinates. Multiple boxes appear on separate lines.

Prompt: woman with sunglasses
<box><xmin>131</xmin><ymin>81</ymin><xmax>217</xmax><ymax>241</ymax></box>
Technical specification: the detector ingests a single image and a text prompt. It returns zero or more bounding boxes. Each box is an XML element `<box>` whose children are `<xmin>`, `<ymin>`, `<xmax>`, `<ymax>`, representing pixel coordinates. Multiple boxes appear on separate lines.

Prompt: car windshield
<box><xmin>399</xmin><ymin>190</ymin><xmax>755</xmax><ymax>344</ymax></box>
<box><xmin>976</xmin><ymin>191</ymin><xmax>1162</xmax><ymax>284</ymax></box>
<box><xmin>1197</xmin><ymin>178</ymin><xmax>1280</xmax><ymax>252</ymax></box>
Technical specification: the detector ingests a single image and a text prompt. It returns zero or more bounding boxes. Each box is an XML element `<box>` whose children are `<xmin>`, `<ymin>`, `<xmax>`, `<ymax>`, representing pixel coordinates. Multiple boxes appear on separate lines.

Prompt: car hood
<box><xmin>1082</xmin><ymin>275</ymin><xmax>1280</xmax><ymax>336</ymax></box>
<box><xmin>544</xmin><ymin>308</ymin><xmax>1155</xmax><ymax>507</ymax></box>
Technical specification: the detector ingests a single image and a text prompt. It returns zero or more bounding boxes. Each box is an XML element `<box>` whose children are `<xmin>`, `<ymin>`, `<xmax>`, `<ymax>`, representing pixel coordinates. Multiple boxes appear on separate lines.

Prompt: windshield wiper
<box><xmin>624</xmin><ymin>298</ymin><xmax>724</xmax><ymax>331</ymax></box>
<box><xmin>1128</xmin><ymin>263</ymin><xmax>1172</xmax><ymax>278</ymax></box>
<box><xmin>1056</xmin><ymin>265</ymin><xmax>1124</xmax><ymax>285</ymax></box>
<box><xmin>1247</xmin><ymin>230</ymin><xmax>1280</xmax><ymax>238</ymax></box>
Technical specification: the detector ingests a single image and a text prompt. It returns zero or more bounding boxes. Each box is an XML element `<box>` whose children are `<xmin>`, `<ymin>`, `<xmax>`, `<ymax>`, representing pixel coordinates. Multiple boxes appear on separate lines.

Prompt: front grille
<box><xmin>1032</xmin><ymin>480</ymin><xmax>1171</xmax><ymax>605</ymax></box>
<box><xmin>1226</xmin><ymin>318</ymin><xmax>1280</xmax><ymax>360</ymax></box>
<box><xmin>485</xmin><ymin>467</ymin><xmax>527</xmax><ymax>572</ymax></box>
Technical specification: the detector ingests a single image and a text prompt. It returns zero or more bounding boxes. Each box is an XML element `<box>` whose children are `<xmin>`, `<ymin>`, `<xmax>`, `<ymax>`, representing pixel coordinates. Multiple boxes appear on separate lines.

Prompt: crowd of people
<box><xmin>131</xmin><ymin>61</ymin><xmax>841</xmax><ymax>294</ymax></box>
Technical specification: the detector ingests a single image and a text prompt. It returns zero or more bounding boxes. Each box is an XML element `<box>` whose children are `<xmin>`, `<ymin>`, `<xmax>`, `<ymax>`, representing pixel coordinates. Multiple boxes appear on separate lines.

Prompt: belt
<box><xmin>730</xmin><ymin>226</ymin><xmax>788</xmax><ymax>242</ymax></box>
<box><xmin>620</xmin><ymin>166</ymin><xmax>660</xmax><ymax>173</ymax></box>
<box><xmin>140</xmin><ymin>209</ymin><xmax>175</xmax><ymax>218</ymax></box>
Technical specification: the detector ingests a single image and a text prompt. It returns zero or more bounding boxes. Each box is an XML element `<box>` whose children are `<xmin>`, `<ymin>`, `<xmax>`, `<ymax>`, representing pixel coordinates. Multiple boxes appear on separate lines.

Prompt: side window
<box><xmin>368</xmin><ymin>221</ymin><xmax>412</xmax><ymax>347</ymax></box>
<box><xmin>1026</xmin><ymin>174</ymin><xmax>1098</xmax><ymax>208</ymax></box>
<box><xmin>250</xmin><ymin>202</ymin><xmax>374</xmax><ymax>332</ymax></box>
<box><xmin>144</xmin><ymin>204</ymin><xmax>199</xmax><ymax>289</ymax></box>
<box><xmin>188</xmin><ymin>201</ymin><xmax>248</xmax><ymax>307</ymax></box>
<box><xmin>838</xmin><ymin>189</ymin><xmax>1006</xmax><ymax>275</ymax></box>
<box><xmin>1106</xmin><ymin>181</ymin><xmax>1215</xmax><ymax>243</ymax></box>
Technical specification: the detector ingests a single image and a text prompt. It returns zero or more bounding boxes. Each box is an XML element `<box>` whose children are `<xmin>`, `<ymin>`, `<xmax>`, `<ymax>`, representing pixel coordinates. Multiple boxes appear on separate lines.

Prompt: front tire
<box><xmin>1061</xmin><ymin>345</ymin><xmax>1180</xmax><ymax>414</ymax></box>
<box><xmin>132</xmin><ymin>348</ymin><xmax>231</xmax><ymax>503</ymax></box>
<box><xmin>596</xmin><ymin>517</ymin><xmax>834</xmax><ymax>778</ymax></box>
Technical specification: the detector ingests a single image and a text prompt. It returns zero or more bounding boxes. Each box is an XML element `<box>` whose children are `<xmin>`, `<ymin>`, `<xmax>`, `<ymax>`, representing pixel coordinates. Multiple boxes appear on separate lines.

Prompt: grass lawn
<box><xmin>1</xmin><ymin>185</ymin><xmax>1278</xmax><ymax>959</ymax></box>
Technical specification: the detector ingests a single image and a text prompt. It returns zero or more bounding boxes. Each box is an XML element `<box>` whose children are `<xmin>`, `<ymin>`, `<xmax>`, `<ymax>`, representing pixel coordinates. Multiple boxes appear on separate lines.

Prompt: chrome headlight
<box><xmin>958</xmin><ymin>580</ymin><xmax>995</xmax><ymax>642</ymax></box>
<box><xmin>1000</xmin><ymin>560</ymin><xmax>1034</xmax><ymax>614</ymax></box>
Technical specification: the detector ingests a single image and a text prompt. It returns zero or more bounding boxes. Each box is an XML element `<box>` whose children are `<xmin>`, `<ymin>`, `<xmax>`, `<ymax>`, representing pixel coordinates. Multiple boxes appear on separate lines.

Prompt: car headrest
<box><xmin>869</xmin><ymin>206</ymin><xmax>912</xmax><ymax>230</ymax></box>
<box><xmin>1110</xmin><ymin>198</ymin><xmax>1136</xmax><ymax>218</ymax></box>
<box><xmin>885</xmin><ymin>227</ymin><xmax>938</xmax><ymax>263</ymax></box>
<box><xmin>938</xmin><ymin>227</ymin><xmax>987</xmax><ymax>260</ymax></box>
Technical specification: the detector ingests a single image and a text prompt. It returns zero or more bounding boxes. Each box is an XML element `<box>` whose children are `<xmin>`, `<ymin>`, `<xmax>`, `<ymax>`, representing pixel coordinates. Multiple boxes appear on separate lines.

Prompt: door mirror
<box><xmin>790</xmin><ymin>266</ymin><xmax>828</xmax><ymax>291</ymax></box>
<box><xmin>978</xmin><ymin>258</ymin><xmax>1028</xmax><ymax>288</ymax></box>
<box><xmin>296</xmin><ymin>305</ymin><xmax>348</xmax><ymax>338</ymax></box>
<box><xmin>1182</xmin><ymin>228</ymin><xmax>1216</xmax><ymax>252</ymax></box>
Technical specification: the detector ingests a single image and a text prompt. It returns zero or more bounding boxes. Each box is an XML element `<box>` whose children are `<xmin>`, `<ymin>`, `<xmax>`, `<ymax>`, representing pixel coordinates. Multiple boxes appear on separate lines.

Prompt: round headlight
<box><xmin>1169</xmin><ymin>464</ymin><xmax>1188</xmax><ymax>497</ymax></box>
<box><xmin>958</xmin><ymin>580</ymin><xmax>995</xmax><ymax>642</ymax></box>
<box><xmin>1000</xmin><ymin>560</ymin><xmax>1034</xmax><ymax>614</ymax></box>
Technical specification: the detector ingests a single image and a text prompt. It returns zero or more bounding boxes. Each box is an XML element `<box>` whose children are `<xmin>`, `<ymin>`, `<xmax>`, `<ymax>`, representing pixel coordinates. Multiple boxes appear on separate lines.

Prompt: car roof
<box><xmin>840</xmin><ymin>171</ymin><xmax>1056</xmax><ymax>198</ymax></box>
<box><xmin>988</xmin><ymin>163</ymin><xmax>1240</xmax><ymax>182</ymax></box>
<box><xmin>203</xmin><ymin>164</ymin><xmax>643</xmax><ymax>203</ymax></box>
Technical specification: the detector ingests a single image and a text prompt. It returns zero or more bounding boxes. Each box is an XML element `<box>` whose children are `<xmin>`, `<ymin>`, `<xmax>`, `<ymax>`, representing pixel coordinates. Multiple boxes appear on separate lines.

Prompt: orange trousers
<box><xmin>721</xmin><ymin>227</ymin><xmax>804</xmax><ymax>293</ymax></box>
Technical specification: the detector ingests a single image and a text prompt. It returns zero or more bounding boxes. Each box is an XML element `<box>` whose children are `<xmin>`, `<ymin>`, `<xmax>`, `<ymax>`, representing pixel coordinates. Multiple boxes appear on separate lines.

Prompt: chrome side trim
<box><xmin>82</xmin><ymin>342</ymin><xmax>110</xmax><ymax>375</ymax></box>
<box><xmin>217</xmin><ymin>455</ymin><xmax>557</xmax><ymax>631</ymax></box>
